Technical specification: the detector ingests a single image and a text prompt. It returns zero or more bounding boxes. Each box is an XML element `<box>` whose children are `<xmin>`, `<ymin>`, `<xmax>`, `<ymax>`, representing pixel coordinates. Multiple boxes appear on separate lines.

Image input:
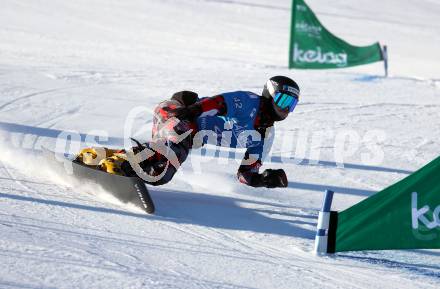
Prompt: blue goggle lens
<box><xmin>273</xmin><ymin>92</ymin><xmax>298</xmax><ymax>112</ymax></box>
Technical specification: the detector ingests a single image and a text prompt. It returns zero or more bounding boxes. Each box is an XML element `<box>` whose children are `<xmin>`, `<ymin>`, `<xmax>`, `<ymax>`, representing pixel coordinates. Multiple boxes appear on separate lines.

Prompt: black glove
<box><xmin>259</xmin><ymin>169</ymin><xmax>288</xmax><ymax>188</ymax></box>
<box><xmin>171</xmin><ymin>91</ymin><xmax>199</xmax><ymax>106</ymax></box>
<box><xmin>240</xmin><ymin>168</ymin><xmax>288</xmax><ymax>188</ymax></box>
<box><xmin>164</xmin><ymin>103</ymin><xmax>202</xmax><ymax>121</ymax></box>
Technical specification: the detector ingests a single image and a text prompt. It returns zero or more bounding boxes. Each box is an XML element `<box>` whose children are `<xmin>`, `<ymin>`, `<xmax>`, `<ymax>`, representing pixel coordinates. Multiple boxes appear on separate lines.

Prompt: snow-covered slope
<box><xmin>1</xmin><ymin>0</ymin><xmax>439</xmax><ymax>288</ymax></box>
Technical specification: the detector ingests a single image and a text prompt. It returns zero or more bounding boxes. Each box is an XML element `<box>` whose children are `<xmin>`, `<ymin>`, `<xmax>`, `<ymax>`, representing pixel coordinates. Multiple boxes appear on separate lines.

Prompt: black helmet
<box><xmin>262</xmin><ymin>76</ymin><xmax>300</xmax><ymax>120</ymax></box>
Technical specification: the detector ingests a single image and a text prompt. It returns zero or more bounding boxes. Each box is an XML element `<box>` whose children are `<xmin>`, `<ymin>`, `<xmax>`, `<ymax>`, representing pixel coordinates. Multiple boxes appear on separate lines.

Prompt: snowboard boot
<box><xmin>76</xmin><ymin>147</ymin><xmax>125</xmax><ymax>166</ymax></box>
<box><xmin>98</xmin><ymin>155</ymin><xmax>127</xmax><ymax>176</ymax></box>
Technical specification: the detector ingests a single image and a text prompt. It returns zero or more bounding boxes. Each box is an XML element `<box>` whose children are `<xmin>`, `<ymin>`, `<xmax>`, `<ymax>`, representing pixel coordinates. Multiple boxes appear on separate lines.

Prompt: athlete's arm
<box><xmin>237</xmin><ymin>127</ymin><xmax>288</xmax><ymax>188</ymax></box>
<box><xmin>167</xmin><ymin>95</ymin><xmax>226</xmax><ymax>120</ymax></box>
<box><xmin>237</xmin><ymin>153</ymin><xmax>288</xmax><ymax>188</ymax></box>
<box><xmin>237</xmin><ymin>151</ymin><xmax>264</xmax><ymax>186</ymax></box>
<box><xmin>198</xmin><ymin>95</ymin><xmax>227</xmax><ymax>116</ymax></box>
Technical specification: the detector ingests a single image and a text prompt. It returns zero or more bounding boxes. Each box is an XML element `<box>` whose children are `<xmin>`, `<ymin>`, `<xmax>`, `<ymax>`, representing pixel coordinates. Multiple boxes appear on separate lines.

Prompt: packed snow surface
<box><xmin>1</xmin><ymin>0</ymin><xmax>439</xmax><ymax>288</ymax></box>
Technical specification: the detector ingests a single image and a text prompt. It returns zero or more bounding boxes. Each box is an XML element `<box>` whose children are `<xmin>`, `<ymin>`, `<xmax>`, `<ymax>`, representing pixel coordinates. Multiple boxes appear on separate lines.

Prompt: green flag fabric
<box><xmin>328</xmin><ymin>156</ymin><xmax>440</xmax><ymax>253</ymax></box>
<box><xmin>289</xmin><ymin>0</ymin><xmax>383</xmax><ymax>69</ymax></box>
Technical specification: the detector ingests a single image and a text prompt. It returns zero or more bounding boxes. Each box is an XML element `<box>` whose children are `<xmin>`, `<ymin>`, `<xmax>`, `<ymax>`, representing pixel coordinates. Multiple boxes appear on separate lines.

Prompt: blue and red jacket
<box><xmin>151</xmin><ymin>91</ymin><xmax>274</xmax><ymax>186</ymax></box>
<box><xmin>195</xmin><ymin>91</ymin><xmax>274</xmax><ymax>185</ymax></box>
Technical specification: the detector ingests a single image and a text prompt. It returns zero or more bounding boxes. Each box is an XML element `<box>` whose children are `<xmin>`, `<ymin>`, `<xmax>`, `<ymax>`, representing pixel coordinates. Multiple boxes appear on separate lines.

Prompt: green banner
<box><xmin>289</xmin><ymin>0</ymin><xmax>383</xmax><ymax>69</ymax></box>
<box><xmin>329</xmin><ymin>156</ymin><xmax>440</xmax><ymax>252</ymax></box>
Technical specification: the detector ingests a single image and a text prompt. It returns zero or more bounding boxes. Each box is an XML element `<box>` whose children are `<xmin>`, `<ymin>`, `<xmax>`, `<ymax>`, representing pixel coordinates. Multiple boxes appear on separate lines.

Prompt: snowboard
<box><xmin>42</xmin><ymin>147</ymin><xmax>155</xmax><ymax>214</ymax></box>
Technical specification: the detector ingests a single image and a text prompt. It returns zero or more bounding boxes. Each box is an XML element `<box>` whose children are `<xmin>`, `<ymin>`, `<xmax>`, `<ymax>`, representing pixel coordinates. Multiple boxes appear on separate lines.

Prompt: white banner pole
<box><xmin>314</xmin><ymin>190</ymin><xmax>334</xmax><ymax>255</ymax></box>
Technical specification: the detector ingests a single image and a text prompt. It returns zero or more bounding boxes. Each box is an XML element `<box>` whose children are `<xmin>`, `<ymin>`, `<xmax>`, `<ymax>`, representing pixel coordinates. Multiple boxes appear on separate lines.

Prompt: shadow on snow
<box><xmin>0</xmin><ymin>190</ymin><xmax>315</xmax><ymax>239</ymax></box>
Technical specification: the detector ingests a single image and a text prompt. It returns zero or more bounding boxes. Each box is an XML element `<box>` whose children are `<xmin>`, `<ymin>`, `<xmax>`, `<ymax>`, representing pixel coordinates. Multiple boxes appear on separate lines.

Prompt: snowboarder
<box><xmin>77</xmin><ymin>76</ymin><xmax>300</xmax><ymax>188</ymax></box>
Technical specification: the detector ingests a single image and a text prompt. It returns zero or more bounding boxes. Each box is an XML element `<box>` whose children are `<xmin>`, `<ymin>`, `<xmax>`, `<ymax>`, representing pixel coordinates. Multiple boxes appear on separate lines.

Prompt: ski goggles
<box><xmin>273</xmin><ymin>91</ymin><xmax>299</xmax><ymax>112</ymax></box>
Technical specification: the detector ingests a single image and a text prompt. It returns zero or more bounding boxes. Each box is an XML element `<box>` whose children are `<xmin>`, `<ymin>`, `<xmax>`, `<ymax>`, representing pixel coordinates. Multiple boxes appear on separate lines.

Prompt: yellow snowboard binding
<box><xmin>76</xmin><ymin>147</ymin><xmax>129</xmax><ymax>176</ymax></box>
